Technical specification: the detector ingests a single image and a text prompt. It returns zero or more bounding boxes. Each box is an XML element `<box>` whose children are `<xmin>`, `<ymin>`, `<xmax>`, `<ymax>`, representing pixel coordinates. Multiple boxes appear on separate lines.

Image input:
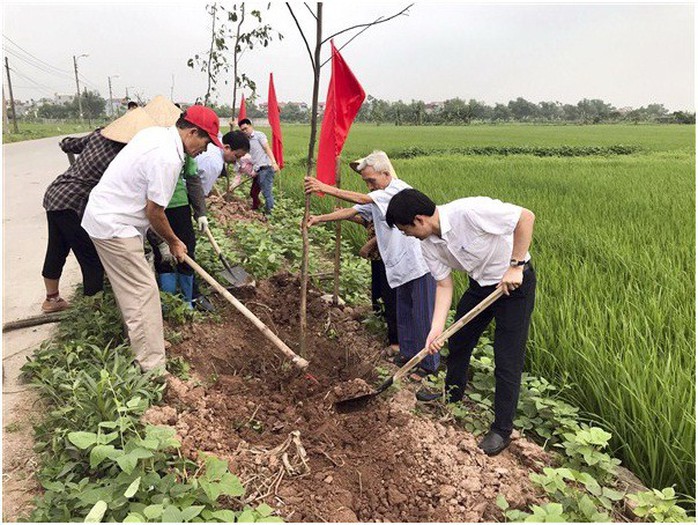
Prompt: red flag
<box><xmin>238</xmin><ymin>94</ymin><xmax>247</xmax><ymax>122</ymax></box>
<box><xmin>267</xmin><ymin>73</ymin><xmax>284</xmax><ymax>169</ymax></box>
<box><xmin>316</xmin><ymin>41</ymin><xmax>366</xmax><ymax>186</ymax></box>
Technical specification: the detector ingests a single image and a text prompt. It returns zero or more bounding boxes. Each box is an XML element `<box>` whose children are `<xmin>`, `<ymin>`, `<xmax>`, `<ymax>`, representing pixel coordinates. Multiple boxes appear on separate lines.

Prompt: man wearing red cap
<box><xmin>82</xmin><ymin>105</ymin><xmax>221</xmax><ymax>375</ymax></box>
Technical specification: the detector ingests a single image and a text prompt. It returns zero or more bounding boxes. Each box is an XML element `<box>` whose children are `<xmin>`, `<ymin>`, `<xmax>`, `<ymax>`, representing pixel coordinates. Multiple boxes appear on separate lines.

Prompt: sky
<box><xmin>2</xmin><ymin>1</ymin><xmax>695</xmax><ymax>111</ymax></box>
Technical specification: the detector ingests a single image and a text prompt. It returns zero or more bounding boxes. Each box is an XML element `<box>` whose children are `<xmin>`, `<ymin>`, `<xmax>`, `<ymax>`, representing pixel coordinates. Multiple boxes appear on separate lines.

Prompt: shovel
<box><xmin>334</xmin><ymin>287</ymin><xmax>504</xmax><ymax>413</ymax></box>
<box><xmin>203</xmin><ymin>225</ymin><xmax>254</xmax><ymax>288</ymax></box>
<box><xmin>183</xmin><ymin>254</ymin><xmax>309</xmax><ymax>369</ymax></box>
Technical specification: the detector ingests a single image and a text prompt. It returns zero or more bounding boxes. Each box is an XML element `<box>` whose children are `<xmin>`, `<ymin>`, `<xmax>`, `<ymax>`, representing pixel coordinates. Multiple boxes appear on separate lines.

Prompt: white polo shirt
<box><xmin>421</xmin><ymin>197</ymin><xmax>529</xmax><ymax>286</ymax></box>
<box><xmin>196</xmin><ymin>142</ymin><xmax>225</xmax><ymax>196</ymax></box>
<box><xmin>82</xmin><ymin>126</ymin><xmax>184</xmax><ymax>239</ymax></box>
<box><xmin>354</xmin><ymin>179</ymin><xmax>430</xmax><ymax>289</ymax></box>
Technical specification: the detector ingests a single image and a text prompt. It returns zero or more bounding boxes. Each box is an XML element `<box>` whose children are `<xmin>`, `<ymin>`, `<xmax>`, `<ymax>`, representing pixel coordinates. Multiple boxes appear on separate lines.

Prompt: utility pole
<box><xmin>108</xmin><ymin>74</ymin><xmax>119</xmax><ymax>117</ymax></box>
<box><xmin>4</xmin><ymin>57</ymin><xmax>19</xmax><ymax>133</ymax></box>
<box><xmin>2</xmin><ymin>84</ymin><xmax>9</xmax><ymax>130</ymax></box>
<box><xmin>170</xmin><ymin>74</ymin><xmax>174</xmax><ymax>101</ymax></box>
<box><xmin>73</xmin><ymin>54</ymin><xmax>88</xmax><ymax>121</ymax></box>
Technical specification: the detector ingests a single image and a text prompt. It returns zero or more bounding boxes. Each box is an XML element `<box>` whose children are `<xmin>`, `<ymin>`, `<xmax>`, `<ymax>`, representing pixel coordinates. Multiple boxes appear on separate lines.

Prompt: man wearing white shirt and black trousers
<box><xmin>386</xmin><ymin>189</ymin><xmax>536</xmax><ymax>456</ymax></box>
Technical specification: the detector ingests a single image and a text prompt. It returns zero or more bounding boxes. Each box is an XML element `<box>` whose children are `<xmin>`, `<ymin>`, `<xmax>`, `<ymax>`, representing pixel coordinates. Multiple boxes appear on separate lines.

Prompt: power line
<box><xmin>3</xmin><ymin>35</ymin><xmax>73</xmax><ymax>76</ymax></box>
<box><xmin>4</xmin><ymin>47</ymin><xmax>75</xmax><ymax>82</ymax></box>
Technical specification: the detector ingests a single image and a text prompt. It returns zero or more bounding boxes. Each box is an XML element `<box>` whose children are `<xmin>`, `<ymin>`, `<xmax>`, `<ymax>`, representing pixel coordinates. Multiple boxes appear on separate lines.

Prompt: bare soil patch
<box><xmin>146</xmin><ymin>272</ymin><xmax>553</xmax><ymax>522</ymax></box>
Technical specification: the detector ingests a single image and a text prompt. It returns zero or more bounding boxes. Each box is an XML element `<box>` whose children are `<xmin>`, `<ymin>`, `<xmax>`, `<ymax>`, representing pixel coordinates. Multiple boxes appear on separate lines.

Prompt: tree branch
<box><xmin>286</xmin><ymin>3</ymin><xmax>316</xmax><ymax>72</ymax></box>
<box><xmin>320</xmin><ymin>16</ymin><xmax>379</xmax><ymax>69</ymax></box>
<box><xmin>303</xmin><ymin>2</ymin><xmax>317</xmax><ymax>20</ymax></box>
<box><xmin>320</xmin><ymin>3</ymin><xmax>413</xmax><ymax>45</ymax></box>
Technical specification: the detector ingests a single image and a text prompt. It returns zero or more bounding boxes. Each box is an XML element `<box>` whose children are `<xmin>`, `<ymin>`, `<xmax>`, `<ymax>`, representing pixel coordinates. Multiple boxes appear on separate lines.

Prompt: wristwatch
<box><xmin>510</xmin><ymin>259</ymin><xmax>527</xmax><ymax>267</ymax></box>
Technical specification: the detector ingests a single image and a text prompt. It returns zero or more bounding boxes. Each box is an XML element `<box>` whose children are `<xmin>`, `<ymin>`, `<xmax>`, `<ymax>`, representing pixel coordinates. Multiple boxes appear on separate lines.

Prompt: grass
<box><xmin>272</xmin><ymin>123</ymin><xmax>695</xmax><ymax>497</ymax></box>
<box><xmin>2</xmin><ymin>120</ymin><xmax>109</xmax><ymax>143</ymax></box>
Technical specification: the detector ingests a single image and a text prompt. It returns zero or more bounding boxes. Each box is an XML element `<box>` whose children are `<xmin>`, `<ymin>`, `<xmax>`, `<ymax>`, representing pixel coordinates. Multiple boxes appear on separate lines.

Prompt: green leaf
<box><xmin>143</xmin><ymin>504</ymin><xmax>164</xmax><ymax>519</ymax></box>
<box><xmin>84</xmin><ymin>500</ymin><xmax>108</xmax><ymax>523</ymax></box>
<box><xmin>601</xmin><ymin>487</ymin><xmax>625</xmax><ymax>501</ymax></box>
<box><xmin>181</xmin><ymin>505</ymin><xmax>205</xmax><ymax>522</ymax></box>
<box><xmin>124</xmin><ymin>513</ymin><xmax>145</xmax><ymax>522</ymax></box>
<box><xmin>116</xmin><ymin>452</ymin><xmax>138</xmax><ymax>474</ymax></box>
<box><xmin>41</xmin><ymin>480</ymin><xmax>64</xmax><ymax>492</ymax></box>
<box><xmin>211</xmin><ymin>509</ymin><xmax>236</xmax><ymax>522</ymax></box>
<box><xmin>199</xmin><ymin>479</ymin><xmax>222</xmax><ymax>502</ymax></box>
<box><xmin>162</xmin><ymin>505</ymin><xmax>182</xmax><ymax>523</ymax></box>
<box><xmin>69</xmin><ymin>431</ymin><xmax>98</xmax><ymax>449</ymax></box>
<box><xmin>124</xmin><ymin>477</ymin><xmax>141</xmax><ymax>498</ymax></box>
<box><xmin>237</xmin><ymin>509</ymin><xmax>256</xmax><ymax>523</ymax></box>
<box><xmin>90</xmin><ymin>445</ymin><xmax>119</xmax><ymax>469</ymax></box>
<box><xmin>204</xmin><ymin>454</ymin><xmax>229</xmax><ymax>481</ymax></box>
<box><xmin>496</xmin><ymin>494</ymin><xmax>509</xmax><ymax>511</ymax></box>
<box><xmin>256</xmin><ymin>503</ymin><xmax>274</xmax><ymax>517</ymax></box>
<box><xmin>219</xmin><ymin>473</ymin><xmax>245</xmax><ymax>497</ymax></box>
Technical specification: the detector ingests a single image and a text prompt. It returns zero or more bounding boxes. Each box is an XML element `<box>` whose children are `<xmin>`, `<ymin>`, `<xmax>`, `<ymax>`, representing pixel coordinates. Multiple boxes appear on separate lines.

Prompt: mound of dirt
<box><xmin>145</xmin><ymin>272</ymin><xmax>552</xmax><ymax>522</ymax></box>
<box><xmin>208</xmin><ymin>194</ymin><xmax>267</xmax><ymax>224</ymax></box>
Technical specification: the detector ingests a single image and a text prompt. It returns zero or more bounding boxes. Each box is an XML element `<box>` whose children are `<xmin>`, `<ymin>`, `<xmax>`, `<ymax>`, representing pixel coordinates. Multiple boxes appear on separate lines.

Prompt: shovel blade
<box><xmin>219</xmin><ymin>265</ymin><xmax>254</xmax><ymax>288</ymax></box>
<box><xmin>334</xmin><ymin>378</ymin><xmax>393</xmax><ymax>414</ymax></box>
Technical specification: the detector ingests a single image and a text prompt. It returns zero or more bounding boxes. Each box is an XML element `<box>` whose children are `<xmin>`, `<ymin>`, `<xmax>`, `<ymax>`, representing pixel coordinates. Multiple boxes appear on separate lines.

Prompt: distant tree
<box><xmin>37</xmin><ymin>102</ymin><xmax>71</xmax><ymax>119</ymax></box>
<box><xmin>409</xmin><ymin>99</ymin><xmax>426</xmax><ymax>125</ymax></box>
<box><xmin>508</xmin><ymin>97</ymin><xmax>539</xmax><ymax>121</ymax></box>
<box><xmin>69</xmin><ymin>90</ymin><xmax>106</xmax><ymax>119</ymax></box>
<box><xmin>577</xmin><ymin>98</ymin><xmax>614</xmax><ymax>123</ymax></box>
<box><xmin>538</xmin><ymin>101</ymin><xmax>563</xmax><ymax>121</ymax></box>
<box><xmin>280</xmin><ymin>102</ymin><xmax>309</xmax><ymax>123</ymax></box>
<box><xmin>492</xmin><ymin>103</ymin><xmax>511</xmax><ymax>122</ymax></box>
<box><xmin>562</xmin><ymin>104</ymin><xmax>580</xmax><ymax>121</ymax></box>
<box><xmin>671</xmin><ymin>111</ymin><xmax>695</xmax><ymax>124</ymax></box>
<box><xmin>370</xmin><ymin>97</ymin><xmax>391</xmax><ymax>125</ymax></box>
<box><xmin>442</xmin><ymin>98</ymin><xmax>468</xmax><ymax>124</ymax></box>
<box><xmin>644</xmin><ymin>103</ymin><xmax>669</xmax><ymax>121</ymax></box>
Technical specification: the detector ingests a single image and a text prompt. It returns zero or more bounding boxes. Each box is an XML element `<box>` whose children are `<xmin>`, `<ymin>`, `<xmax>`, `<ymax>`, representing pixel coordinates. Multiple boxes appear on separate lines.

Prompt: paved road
<box><xmin>2</xmin><ymin>135</ymin><xmax>82</xmax><ymax>420</ymax></box>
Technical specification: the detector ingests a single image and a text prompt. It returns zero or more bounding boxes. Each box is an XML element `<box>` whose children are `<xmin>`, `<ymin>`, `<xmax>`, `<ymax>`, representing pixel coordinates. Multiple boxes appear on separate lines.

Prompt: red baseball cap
<box><xmin>182</xmin><ymin>105</ymin><xmax>223</xmax><ymax>148</ymax></box>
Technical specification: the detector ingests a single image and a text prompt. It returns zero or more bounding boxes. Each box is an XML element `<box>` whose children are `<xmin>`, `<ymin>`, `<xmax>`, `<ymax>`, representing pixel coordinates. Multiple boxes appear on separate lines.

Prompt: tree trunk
<box><xmin>299</xmin><ymin>2</ymin><xmax>323</xmax><ymax>357</ymax></box>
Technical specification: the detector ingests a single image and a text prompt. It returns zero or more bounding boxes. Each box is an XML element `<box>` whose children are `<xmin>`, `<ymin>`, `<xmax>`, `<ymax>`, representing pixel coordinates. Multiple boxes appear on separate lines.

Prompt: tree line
<box><xmin>18</xmin><ymin>92</ymin><xmax>695</xmax><ymax>125</ymax></box>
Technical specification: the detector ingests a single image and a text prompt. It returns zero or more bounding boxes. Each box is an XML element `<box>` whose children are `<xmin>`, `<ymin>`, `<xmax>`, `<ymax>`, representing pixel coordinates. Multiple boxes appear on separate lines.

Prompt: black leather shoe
<box><xmin>415</xmin><ymin>389</ymin><xmax>441</xmax><ymax>402</ymax></box>
<box><xmin>393</xmin><ymin>354</ymin><xmax>409</xmax><ymax>366</ymax></box>
<box><xmin>478</xmin><ymin>430</ymin><xmax>511</xmax><ymax>456</ymax></box>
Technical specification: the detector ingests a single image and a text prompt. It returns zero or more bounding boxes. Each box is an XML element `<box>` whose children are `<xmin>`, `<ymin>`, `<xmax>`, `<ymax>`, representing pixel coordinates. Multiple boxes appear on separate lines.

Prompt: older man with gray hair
<box><xmin>304</xmin><ymin>151</ymin><xmax>439</xmax><ymax>376</ymax></box>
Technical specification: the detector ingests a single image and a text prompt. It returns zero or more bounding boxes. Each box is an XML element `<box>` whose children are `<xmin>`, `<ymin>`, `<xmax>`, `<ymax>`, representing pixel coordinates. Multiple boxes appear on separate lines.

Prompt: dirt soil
<box><xmin>144</xmin><ymin>272</ymin><xmax>553</xmax><ymax>522</ymax></box>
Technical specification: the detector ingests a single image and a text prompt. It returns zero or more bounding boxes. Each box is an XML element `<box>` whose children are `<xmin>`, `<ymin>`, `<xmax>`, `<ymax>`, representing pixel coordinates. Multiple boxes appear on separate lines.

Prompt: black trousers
<box><xmin>371</xmin><ymin>259</ymin><xmax>398</xmax><ymax>345</ymax></box>
<box><xmin>446</xmin><ymin>266</ymin><xmax>536</xmax><ymax>437</ymax></box>
<box><xmin>148</xmin><ymin>205</ymin><xmax>196</xmax><ymax>275</ymax></box>
<box><xmin>42</xmin><ymin>210</ymin><xmax>104</xmax><ymax>296</ymax></box>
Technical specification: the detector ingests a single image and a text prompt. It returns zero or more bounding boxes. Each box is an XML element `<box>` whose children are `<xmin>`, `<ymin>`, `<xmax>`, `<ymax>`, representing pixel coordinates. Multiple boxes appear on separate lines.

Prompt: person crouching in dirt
<box><xmin>304</xmin><ymin>151</ymin><xmax>438</xmax><ymax>378</ymax></box>
<box><xmin>81</xmin><ymin>106</ymin><xmax>222</xmax><ymax>374</ymax></box>
<box><xmin>196</xmin><ymin>130</ymin><xmax>250</xmax><ymax>196</ymax></box>
<box><xmin>385</xmin><ymin>189</ymin><xmax>536</xmax><ymax>456</ymax></box>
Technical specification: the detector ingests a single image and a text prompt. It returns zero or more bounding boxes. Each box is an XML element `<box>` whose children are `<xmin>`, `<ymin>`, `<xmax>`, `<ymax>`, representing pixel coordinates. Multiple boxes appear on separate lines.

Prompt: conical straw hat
<box><xmin>144</xmin><ymin>95</ymin><xmax>182</xmax><ymax>126</ymax></box>
<box><xmin>101</xmin><ymin>96</ymin><xmax>182</xmax><ymax>143</ymax></box>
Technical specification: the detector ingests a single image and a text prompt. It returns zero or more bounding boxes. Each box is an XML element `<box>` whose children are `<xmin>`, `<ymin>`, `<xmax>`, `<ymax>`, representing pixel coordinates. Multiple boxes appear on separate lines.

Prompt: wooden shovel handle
<box><xmin>393</xmin><ymin>287</ymin><xmax>504</xmax><ymax>383</ymax></box>
<box><xmin>203</xmin><ymin>226</ymin><xmax>222</xmax><ymax>256</ymax></box>
<box><xmin>182</xmin><ymin>254</ymin><xmax>309</xmax><ymax>370</ymax></box>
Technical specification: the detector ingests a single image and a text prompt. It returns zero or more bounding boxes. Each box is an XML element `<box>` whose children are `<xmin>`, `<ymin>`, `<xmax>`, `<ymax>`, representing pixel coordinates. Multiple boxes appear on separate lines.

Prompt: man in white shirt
<box><xmin>385</xmin><ymin>188</ymin><xmax>536</xmax><ymax>456</ymax></box>
<box><xmin>238</xmin><ymin>118</ymin><xmax>279</xmax><ymax>214</ymax></box>
<box><xmin>196</xmin><ymin>130</ymin><xmax>251</xmax><ymax>196</ymax></box>
<box><xmin>304</xmin><ymin>151</ymin><xmax>439</xmax><ymax>376</ymax></box>
<box><xmin>82</xmin><ymin>105</ymin><xmax>222</xmax><ymax>374</ymax></box>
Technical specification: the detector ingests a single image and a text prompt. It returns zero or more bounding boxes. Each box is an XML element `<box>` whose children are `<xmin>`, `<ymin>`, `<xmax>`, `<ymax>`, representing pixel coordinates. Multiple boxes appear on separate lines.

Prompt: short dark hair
<box><xmin>238</xmin><ymin>118</ymin><xmax>252</xmax><ymax>127</ymax></box>
<box><xmin>175</xmin><ymin>113</ymin><xmax>209</xmax><ymax>139</ymax></box>
<box><xmin>127</xmin><ymin>101</ymin><xmax>138</xmax><ymax>109</ymax></box>
<box><xmin>222</xmin><ymin>130</ymin><xmax>250</xmax><ymax>152</ymax></box>
<box><xmin>385</xmin><ymin>189</ymin><xmax>436</xmax><ymax>228</ymax></box>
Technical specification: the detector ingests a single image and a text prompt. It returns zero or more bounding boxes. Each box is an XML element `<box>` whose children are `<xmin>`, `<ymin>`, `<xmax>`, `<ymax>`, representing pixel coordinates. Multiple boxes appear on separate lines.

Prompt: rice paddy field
<box><xmin>266</xmin><ymin>123</ymin><xmax>695</xmax><ymax>498</ymax></box>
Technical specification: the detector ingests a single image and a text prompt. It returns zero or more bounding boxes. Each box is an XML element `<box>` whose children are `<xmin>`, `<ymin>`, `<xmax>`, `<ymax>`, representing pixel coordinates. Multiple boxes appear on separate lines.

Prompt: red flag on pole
<box><xmin>267</xmin><ymin>73</ymin><xmax>284</xmax><ymax>169</ymax></box>
<box><xmin>238</xmin><ymin>94</ymin><xmax>247</xmax><ymax>122</ymax></box>
<box><xmin>316</xmin><ymin>41</ymin><xmax>366</xmax><ymax>186</ymax></box>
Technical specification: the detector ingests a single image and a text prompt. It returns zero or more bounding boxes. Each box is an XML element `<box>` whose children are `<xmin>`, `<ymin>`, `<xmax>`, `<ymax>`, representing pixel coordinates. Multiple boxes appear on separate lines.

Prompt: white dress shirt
<box><xmin>82</xmin><ymin>126</ymin><xmax>184</xmax><ymax>239</ymax></box>
<box><xmin>196</xmin><ymin>142</ymin><xmax>225</xmax><ymax>196</ymax></box>
<box><xmin>421</xmin><ymin>197</ymin><xmax>528</xmax><ymax>286</ymax></box>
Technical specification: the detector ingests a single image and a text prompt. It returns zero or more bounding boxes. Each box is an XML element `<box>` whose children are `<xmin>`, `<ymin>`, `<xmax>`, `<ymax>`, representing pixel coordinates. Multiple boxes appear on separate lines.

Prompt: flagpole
<box><xmin>333</xmin><ymin>156</ymin><xmax>342</xmax><ymax>305</ymax></box>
